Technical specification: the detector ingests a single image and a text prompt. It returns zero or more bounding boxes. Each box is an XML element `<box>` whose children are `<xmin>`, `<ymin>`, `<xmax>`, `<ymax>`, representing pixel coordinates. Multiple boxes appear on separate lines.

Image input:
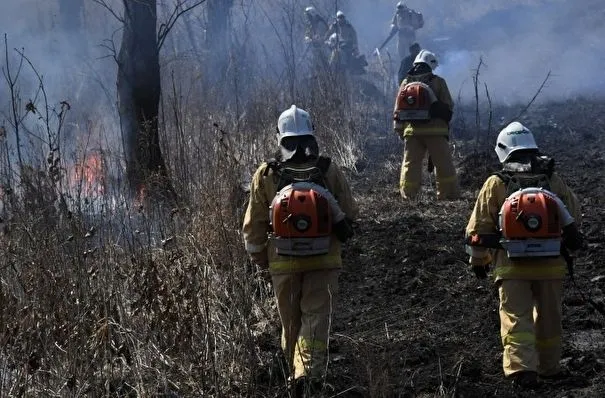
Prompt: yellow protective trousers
<box><xmin>271</xmin><ymin>269</ymin><xmax>339</xmax><ymax>380</ymax></box>
<box><xmin>498</xmin><ymin>279</ymin><xmax>564</xmax><ymax>377</ymax></box>
<box><xmin>399</xmin><ymin>135</ymin><xmax>459</xmax><ymax>200</ymax></box>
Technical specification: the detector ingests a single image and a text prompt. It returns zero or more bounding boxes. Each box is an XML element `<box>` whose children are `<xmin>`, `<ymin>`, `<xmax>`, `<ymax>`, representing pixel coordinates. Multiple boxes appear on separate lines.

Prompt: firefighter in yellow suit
<box><xmin>242</xmin><ymin>105</ymin><xmax>358</xmax><ymax>395</ymax></box>
<box><xmin>395</xmin><ymin>49</ymin><xmax>459</xmax><ymax>200</ymax></box>
<box><xmin>466</xmin><ymin>122</ymin><xmax>582</xmax><ymax>389</ymax></box>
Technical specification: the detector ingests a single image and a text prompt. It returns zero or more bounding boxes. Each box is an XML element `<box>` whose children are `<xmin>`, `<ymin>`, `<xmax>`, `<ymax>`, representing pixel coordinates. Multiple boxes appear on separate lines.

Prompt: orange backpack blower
<box><xmin>270</xmin><ymin>182</ymin><xmax>346</xmax><ymax>256</ymax></box>
<box><xmin>393</xmin><ymin>81</ymin><xmax>437</xmax><ymax>129</ymax></box>
<box><xmin>498</xmin><ymin>188</ymin><xmax>574</xmax><ymax>258</ymax></box>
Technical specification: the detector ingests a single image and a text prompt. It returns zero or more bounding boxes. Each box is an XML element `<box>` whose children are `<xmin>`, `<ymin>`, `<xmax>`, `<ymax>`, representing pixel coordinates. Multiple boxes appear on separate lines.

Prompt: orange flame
<box><xmin>70</xmin><ymin>153</ymin><xmax>105</xmax><ymax>197</ymax></box>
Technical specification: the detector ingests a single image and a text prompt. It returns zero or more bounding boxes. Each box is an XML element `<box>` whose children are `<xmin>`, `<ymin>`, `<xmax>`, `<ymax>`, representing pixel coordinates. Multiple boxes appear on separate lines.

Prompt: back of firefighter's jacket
<box><xmin>327</xmin><ymin>22</ymin><xmax>358</xmax><ymax>50</ymax></box>
<box><xmin>396</xmin><ymin>72</ymin><xmax>453</xmax><ymax>137</ymax></box>
<box><xmin>242</xmin><ymin>160</ymin><xmax>358</xmax><ymax>274</ymax></box>
<box><xmin>466</xmin><ymin>172</ymin><xmax>581</xmax><ymax>280</ymax></box>
<box><xmin>393</xmin><ymin>9</ymin><xmax>423</xmax><ymax>32</ymax></box>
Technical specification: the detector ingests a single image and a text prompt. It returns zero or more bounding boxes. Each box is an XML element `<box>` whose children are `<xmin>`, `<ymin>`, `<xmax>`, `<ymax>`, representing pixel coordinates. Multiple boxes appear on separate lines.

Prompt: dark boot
<box><xmin>539</xmin><ymin>368</ymin><xmax>571</xmax><ymax>380</ymax></box>
<box><xmin>292</xmin><ymin>377</ymin><xmax>325</xmax><ymax>398</ymax></box>
<box><xmin>509</xmin><ymin>370</ymin><xmax>541</xmax><ymax>390</ymax></box>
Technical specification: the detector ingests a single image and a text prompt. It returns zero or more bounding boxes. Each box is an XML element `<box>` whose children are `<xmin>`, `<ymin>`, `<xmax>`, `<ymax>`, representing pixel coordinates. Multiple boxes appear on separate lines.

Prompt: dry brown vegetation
<box><xmin>2</xmin><ymin>62</ymin><xmax>605</xmax><ymax>397</ymax></box>
<box><xmin>1</xmin><ymin>1</ymin><xmax>605</xmax><ymax>397</ymax></box>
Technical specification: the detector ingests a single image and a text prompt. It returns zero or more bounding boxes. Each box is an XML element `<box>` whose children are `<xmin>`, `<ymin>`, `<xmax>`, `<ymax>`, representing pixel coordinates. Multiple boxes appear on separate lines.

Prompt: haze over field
<box><xmin>1</xmin><ymin>0</ymin><xmax>604</xmax><ymax>123</ymax></box>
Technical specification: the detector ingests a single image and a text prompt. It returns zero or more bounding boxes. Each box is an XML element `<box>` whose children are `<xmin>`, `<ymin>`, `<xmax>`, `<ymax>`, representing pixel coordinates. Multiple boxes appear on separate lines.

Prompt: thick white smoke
<box><xmin>344</xmin><ymin>0</ymin><xmax>605</xmax><ymax>104</ymax></box>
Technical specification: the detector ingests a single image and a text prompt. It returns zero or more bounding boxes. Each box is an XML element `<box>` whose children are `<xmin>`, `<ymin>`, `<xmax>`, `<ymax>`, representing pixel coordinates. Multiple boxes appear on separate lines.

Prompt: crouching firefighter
<box><xmin>242</xmin><ymin>105</ymin><xmax>358</xmax><ymax>394</ymax></box>
<box><xmin>465</xmin><ymin>121</ymin><xmax>583</xmax><ymax>389</ymax></box>
<box><xmin>394</xmin><ymin>49</ymin><xmax>459</xmax><ymax>200</ymax></box>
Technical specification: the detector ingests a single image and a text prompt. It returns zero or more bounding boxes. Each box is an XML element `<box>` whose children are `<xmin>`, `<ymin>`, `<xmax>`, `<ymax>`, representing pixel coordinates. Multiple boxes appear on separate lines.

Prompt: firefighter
<box><xmin>242</xmin><ymin>105</ymin><xmax>358</xmax><ymax>396</ymax></box>
<box><xmin>394</xmin><ymin>50</ymin><xmax>459</xmax><ymax>200</ymax></box>
<box><xmin>465</xmin><ymin>121</ymin><xmax>582</xmax><ymax>389</ymax></box>
<box><xmin>325</xmin><ymin>11</ymin><xmax>360</xmax><ymax>71</ymax></box>
<box><xmin>304</xmin><ymin>6</ymin><xmax>328</xmax><ymax>45</ymax></box>
<box><xmin>390</xmin><ymin>2</ymin><xmax>424</xmax><ymax>61</ymax></box>
<box><xmin>398</xmin><ymin>42</ymin><xmax>421</xmax><ymax>85</ymax></box>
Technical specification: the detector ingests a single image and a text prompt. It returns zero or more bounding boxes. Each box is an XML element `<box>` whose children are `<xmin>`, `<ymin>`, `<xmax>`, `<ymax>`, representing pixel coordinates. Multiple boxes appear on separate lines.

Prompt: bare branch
<box><xmin>91</xmin><ymin>0</ymin><xmax>125</xmax><ymax>23</ymax></box>
<box><xmin>3</xmin><ymin>34</ymin><xmax>24</xmax><ymax>169</ymax></box>
<box><xmin>96</xmin><ymin>27</ymin><xmax>123</xmax><ymax>65</ymax></box>
<box><xmin>14</xmin><ymin>48</ymin><xmax>53</xmax><ymax>145</ymax></box>
<box><xmin>509</xmin><ymin>71</ymin><xmax>552</xmax><ymax>123</ymax></box>
<box><xmin>157</xmin><ymin>0</ymin><xmax>207</xmax><ymax>52</ymax></box>
<box><xmin>484</xmin><ymin>82</ymin><xmax>493</xmax><ymax>138</ymax></box>
<box><xmin>472</xmin><ymin>57</ymin><xmax>484</xmax><ymax>152</ymax></box>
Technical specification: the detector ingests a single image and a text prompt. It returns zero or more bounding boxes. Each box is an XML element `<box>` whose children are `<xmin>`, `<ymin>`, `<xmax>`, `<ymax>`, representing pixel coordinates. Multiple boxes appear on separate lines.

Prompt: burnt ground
<box><xmin>322</xmin><ymin>101</ymin><xmax>605</xmax><ymax>398</ymax></box>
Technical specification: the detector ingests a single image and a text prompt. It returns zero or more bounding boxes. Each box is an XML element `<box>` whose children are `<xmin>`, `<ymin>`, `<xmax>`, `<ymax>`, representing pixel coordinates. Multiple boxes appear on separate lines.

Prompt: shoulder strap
<box><xmin>493</xmin><ymin>170</ymin><xmax>552</xmax><ymax>197</ymax></box>
<box><xmin>263</xmin><ymin>158</ymin><xmax>280</xmax><ymax>177</ymax></box>
<box><xmin>316</xmin><ymin>156</ymin><xmax>331</xmax><ymax>174</ymax></box>
<box><xmin>267</xmin><ymin>156</ymin><xmax>332</xmax><ymax>191</ymax></box>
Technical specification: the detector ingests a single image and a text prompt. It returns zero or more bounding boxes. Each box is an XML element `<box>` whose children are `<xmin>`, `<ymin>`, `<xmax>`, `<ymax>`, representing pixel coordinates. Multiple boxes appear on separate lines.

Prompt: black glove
<box><xmin>472</xmin><ymin>265</ymin><xmax>489</xmax><ymax>279</ymax></box>
<box><xmin>429</xmin><ymin>101</ymin><xmax>453</xmax><ymax>123</ymax></box>
<box><xmin>334</xmin><ymin>218</ymin><xmax>355</xmax><ymax>243</ymax></box>
<box><xmin>562</xmin><ymin>223</ymin><xmax>584</xmax><ymax>251</ymax></box>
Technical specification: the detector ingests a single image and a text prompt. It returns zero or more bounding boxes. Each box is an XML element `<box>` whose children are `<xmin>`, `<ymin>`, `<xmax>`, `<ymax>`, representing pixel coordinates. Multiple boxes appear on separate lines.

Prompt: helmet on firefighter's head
<box><xmin>336</xmin><ymin>10</ymin><xmax>345</xmax><ymax>20</ymax></box>
<box><xmin>409</xmin><ymin>42</ymin><xmax>421</xmax><ymax>54</ymax></box>
<box><xmin>326</xmin><ymin>32</ymin><xmax>339</xmax><ymax>48</ymax></box>
<box><xmin>305</xmin><ymin>6</ymin><xmax>317</xmax><ymax>16</ymax></box>
<box><xmin>413</xmin><ymin>49</ymin><xmax>438</xmax><ymax>70</ymax></box>
<box><xmin>495</xmin><ymin>121</ymin><xmax>539</xmax><ymax>163</ymax></box>
<box><xmin>277</xmin><ymin>105</ymin><xmax>317</xmax><ymax>161</ymax></box>
<box><xmin>397</xmin><ymin>2</ymin><xmax>406</xmax><ymax>9</ymax></box>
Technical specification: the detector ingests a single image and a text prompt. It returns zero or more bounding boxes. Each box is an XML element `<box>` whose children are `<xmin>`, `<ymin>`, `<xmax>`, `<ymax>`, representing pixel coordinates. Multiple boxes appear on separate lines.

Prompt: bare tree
<box><xmin>116</xmin><ymin>0</ymin><xmax>167</xmax><ymax>196</ymax></box>
<box><xmin>93</xmin><ymin>0</ymin><xmax>205</xmax><ymax>198</ymax></box>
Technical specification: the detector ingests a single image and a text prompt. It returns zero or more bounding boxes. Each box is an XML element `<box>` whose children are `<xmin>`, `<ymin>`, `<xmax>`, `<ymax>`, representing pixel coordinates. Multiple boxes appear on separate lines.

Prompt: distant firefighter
<box><xmin>394</xmin><ymin>50</ymin><xmax>459</xmax><ymax>200</ymax></box>
<box><xmin>398</xmin><ymin>42</ymin><xmax>421</xmax><ymax>85</ymax></box>
<box><xmin>304</xmin><ymin>6</ymin><xmax>328</xmax><ymax>45</ymax></box>
<box><xmin>390</xmin><ymin>2</ymin><xmax>424</xmax><ymax>61</ymax></box>
<box><xmin>325</xmin><ymin>11</ymin><xmax>365</xmax><ymax>73</ymax></box>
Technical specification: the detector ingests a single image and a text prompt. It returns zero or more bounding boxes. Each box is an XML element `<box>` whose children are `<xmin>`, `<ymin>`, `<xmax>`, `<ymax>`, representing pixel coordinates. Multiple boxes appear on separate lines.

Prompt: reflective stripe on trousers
<box><xmin>499</xmin><ymin>279</ymin><xmax>563</xmax><ymax>377</ymax></box>
<box><xmin>272</xmin><ymin>269</ymin><xmax>339</xmax><ymax>379</ymax></box>
<box><xmin>400</xmin><ymin>135</ymin><xmax>458</xmax><ymax>199</ymax></box>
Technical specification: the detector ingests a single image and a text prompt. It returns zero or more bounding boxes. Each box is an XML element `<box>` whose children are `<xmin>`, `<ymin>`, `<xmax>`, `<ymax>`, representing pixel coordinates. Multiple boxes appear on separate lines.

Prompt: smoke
<box><xmin>343</xmin><ymin>0</ymin><xmax>605</xmax><ymax>104</ymax></box>
<box><xmin>0</xmin><ymin>0</ymin><xmax>121</xmax><ymax>166</ymax></box>
<box><xmin>2</xmin><ymin>0</ymin><xmax>605</xmax><ymax>136</ymax></box>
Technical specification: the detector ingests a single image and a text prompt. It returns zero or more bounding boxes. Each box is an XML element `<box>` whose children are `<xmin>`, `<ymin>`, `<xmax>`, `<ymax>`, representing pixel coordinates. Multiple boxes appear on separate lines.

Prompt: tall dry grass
<box><xmin>0</xmin><ymin>35</ymin><xmax>389</xmax><ymax>396</ymax></box>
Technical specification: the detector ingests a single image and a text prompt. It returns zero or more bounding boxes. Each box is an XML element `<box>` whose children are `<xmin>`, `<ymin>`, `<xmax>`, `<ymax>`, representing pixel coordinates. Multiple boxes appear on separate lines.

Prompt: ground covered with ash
<box><xmin>258</xmin><ymin>100</ymin><xmax>605</xmax><ymax>397</ymax></box>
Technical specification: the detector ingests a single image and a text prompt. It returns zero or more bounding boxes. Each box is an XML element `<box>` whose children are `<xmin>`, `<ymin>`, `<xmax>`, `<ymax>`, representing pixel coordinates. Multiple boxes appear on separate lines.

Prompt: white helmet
<box><xmin>495</xmin><ymin>121</ymin><xmax>539</xmax><ymax>163</ymax></box>
<box><xmin>305</xmin><ymin>6</ymin><xmax>317</xmax><ymax>16</ymax></box>
<box><xmin>277</xmin><ymin>105</ymin><xmax>314</xmax><ymax>141</ymax></box>
<box><xmin>336</xmin><ymin>10</ymin><xmax>345</xmax><ymax>19</ymax></box>
<box><xmin>413</xmin><ymin>49</ymin><xmax>438</xmax><ymax>70</ymax></box>
<box><xmin>397</xmin><ymin>1</ymin><xmax>406</xmax><ymax>9</ymax></box>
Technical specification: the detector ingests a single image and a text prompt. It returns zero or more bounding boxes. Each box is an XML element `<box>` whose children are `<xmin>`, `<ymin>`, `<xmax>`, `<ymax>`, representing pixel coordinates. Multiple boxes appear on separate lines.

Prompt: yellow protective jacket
<box><xmin>326</xmin><ymin>21</ymin><xmax>359</xmax><ymax>51</ymax></box>
<box><xmin>305</xmin><ymin>16</ymin><xmax>328</xmax><ymax>43</ymax></box>
<box><xmin>396</xmin><ymin>72</ymin><xmax>453</xmax><ymax>137</ymax></box>
<box><xmin>466</xmin><ymin>172</ymin><xmax>581</xmax><ymax>280</ymax></box>
<box><xmin>391</xmin><ymin>8</ymin><xmax>423</xmax><ymax>33</ymax></box>
<box><xmin>242</xmin><ymin>159</ymin><xmax>358</xmax><ymax>274</ymax></box>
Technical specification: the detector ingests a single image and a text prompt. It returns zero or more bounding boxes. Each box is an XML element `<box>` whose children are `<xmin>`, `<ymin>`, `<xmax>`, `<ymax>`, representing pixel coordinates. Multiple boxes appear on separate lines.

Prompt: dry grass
<box><xmin>0</xmin><ymin>38</ymin><xmax>381</xmax><ymax>396</ymax></box>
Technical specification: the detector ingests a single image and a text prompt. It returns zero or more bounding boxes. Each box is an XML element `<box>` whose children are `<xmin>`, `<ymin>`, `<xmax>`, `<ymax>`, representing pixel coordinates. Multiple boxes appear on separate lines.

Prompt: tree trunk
<box><xmin>117</xmin><ymin>0</ymin><xmax>170</xmax><ymax>198</ymax></box>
